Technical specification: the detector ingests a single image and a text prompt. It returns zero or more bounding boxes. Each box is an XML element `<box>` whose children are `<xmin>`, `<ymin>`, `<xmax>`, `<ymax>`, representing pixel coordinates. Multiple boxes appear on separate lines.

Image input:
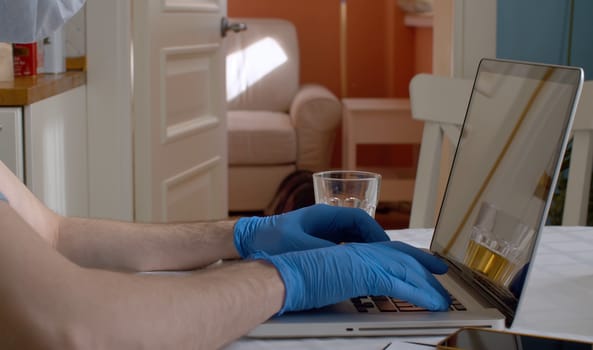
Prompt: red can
<box><xmin>13</xmin><ymin>43</ymin><xmax>38</xmax><ymax>77</ymax></box>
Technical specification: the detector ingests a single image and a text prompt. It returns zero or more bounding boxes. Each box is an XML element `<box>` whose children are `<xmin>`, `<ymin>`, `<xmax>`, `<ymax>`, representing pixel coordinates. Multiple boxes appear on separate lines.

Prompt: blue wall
<box><xmin>497</xmin><ymin>0</ymin><xmax>593</xmax><ymax>80</ymax></box>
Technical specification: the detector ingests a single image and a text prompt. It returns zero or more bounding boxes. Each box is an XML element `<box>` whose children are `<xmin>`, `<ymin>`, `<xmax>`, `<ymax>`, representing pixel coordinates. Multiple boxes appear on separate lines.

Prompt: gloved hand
<box><xmin>251</xmin><ymin>241</ymin><xmax>451</xmax><ymax>314</ymax></box>
<box><xmin>234</xmin><ymin>204</ymin><xmax>389</xmax><ymax>258</ymax></box>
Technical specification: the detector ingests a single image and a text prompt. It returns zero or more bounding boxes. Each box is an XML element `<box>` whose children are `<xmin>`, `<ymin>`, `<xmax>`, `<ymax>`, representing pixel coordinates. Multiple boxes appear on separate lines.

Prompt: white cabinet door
<box><xmin>132</xmin><ymin>0</ymin><xmax>228</xmax><ymax>222</ymax></box>
<box><xmin>0</xmin><ymin>107</ymin><xmax>24</xmax><ymax>181</ymax></box>
<box><xmin>25</xmin><ymin>86</ymin><xmax>88</xmax><ymax>217</ymax></box>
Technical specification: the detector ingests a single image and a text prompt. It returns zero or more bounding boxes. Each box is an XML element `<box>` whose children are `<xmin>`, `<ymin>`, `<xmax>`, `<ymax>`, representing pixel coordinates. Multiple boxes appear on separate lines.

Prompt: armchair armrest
<box><xmin>289</xmin><ymin>84</ymin><xmax>342</xmax><ymax>171</ymax></box>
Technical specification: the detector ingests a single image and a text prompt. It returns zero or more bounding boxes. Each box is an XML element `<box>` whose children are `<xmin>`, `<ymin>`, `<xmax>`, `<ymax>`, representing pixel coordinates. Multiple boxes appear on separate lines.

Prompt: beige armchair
<box><xmin>225</xmin><ymin>18</ymin><xmax>342</xmax><ymax>212</ymax></box>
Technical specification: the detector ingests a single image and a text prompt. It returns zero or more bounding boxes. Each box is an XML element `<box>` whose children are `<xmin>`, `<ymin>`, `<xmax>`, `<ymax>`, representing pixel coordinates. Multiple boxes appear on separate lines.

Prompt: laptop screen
<box><xmin>430</xmin><ymin>59</ymin><xmax>583</xmax><ymax>323</ymax></box>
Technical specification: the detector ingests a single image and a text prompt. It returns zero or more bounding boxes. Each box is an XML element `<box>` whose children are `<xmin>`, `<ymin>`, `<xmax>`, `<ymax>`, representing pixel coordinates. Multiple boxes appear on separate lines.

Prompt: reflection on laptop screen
<box><xmin>431</xmin><ymin>59</ymin><xmax>583</xmax><ymax>316</ymax></box>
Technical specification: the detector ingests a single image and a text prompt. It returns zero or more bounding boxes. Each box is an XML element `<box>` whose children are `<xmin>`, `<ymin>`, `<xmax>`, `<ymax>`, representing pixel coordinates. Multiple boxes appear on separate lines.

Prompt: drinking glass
<box><xmin>312</xmin><ymin>170</ymin><xmax>381</xmax><ymax>217</ymax></box>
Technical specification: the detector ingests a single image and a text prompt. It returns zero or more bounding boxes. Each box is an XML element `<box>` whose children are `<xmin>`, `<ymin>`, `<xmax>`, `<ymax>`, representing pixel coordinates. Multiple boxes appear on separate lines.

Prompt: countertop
<box><xmin>0</xmin><ymin>71</ymin><xmax>86</xmax><ymax>106</ymax></box>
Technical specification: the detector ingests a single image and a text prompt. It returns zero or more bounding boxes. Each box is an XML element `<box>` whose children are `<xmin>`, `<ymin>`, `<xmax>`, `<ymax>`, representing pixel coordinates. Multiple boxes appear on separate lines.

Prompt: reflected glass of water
<box><xmin>464</xmin><ymin>202</ymin><xmax>535</xmax><ymax>286</ymax></box>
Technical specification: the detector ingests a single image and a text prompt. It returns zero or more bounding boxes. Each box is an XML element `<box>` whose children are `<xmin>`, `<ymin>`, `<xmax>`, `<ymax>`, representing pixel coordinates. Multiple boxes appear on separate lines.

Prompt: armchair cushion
<box><xmin>228</xmin><ymin>110</ymin><xmax>297</xmax><ymax>165</ymax></box>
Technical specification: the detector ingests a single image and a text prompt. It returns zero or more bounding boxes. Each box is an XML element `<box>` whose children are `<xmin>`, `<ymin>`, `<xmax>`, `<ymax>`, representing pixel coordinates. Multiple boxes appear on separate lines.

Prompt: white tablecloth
<box><xmin>226</xmin><ymin>226</ymin><xmax>593</xmax><ymax>349</ymax></box>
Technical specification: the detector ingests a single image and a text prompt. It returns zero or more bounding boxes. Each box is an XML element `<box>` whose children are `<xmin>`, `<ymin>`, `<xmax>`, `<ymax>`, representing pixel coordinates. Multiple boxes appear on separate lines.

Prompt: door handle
<box><xmin>221</xmin><ymin>17</ymin><xmax>247</xmax><ymax>37</ymax></box>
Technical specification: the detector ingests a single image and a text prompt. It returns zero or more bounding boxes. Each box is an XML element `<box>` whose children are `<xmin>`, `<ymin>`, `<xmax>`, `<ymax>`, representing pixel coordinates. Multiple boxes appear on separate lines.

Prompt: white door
<box><xmin>132</xmin><ymin>0</ymin><xmax>228</xmax><ymax>222</ymax></box>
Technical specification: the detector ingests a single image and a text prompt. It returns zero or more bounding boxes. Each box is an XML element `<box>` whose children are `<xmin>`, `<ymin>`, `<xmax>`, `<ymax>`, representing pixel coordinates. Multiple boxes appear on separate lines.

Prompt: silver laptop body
<box><xmin>249</xmin><ymin>58</ymin><xmax>584</xmax><ymax>338</ymax></box>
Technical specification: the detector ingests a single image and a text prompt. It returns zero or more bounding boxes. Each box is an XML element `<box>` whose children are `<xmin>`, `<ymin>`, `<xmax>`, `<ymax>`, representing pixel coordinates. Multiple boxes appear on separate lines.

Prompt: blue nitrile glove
<box><xmin>251</xmin><ymin>241</ymin><xmax>451</xmax><ymax>314</ymax></box>
<box><xmin>0</xmin><ymin>192</ymin><xmax>7</xmax><ymax>203</ymax></box>
<box><xmin>233</xmin><ymin>204</ymin><xmax>389</xmax><ymax>258</ymax></box>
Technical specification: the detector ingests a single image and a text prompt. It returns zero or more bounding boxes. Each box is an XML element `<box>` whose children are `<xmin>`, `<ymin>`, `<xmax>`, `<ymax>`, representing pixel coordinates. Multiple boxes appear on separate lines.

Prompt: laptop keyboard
<box><xmin>350</xmin><ymin>295</ymin><xmax>467</xmax><ymax>313</ymax></box>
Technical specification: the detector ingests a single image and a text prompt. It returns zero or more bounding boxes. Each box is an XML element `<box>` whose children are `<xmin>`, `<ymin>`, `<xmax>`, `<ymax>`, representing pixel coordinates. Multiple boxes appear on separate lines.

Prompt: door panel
<box><xmin>162</xmin><ymin>0</ymin><xmax>220</xmax><ymax>12</ymax></box>
<box><xmin>161</xmin><ymin>44</ymin><xmax>221</xmax><ymax>144</ymax></box>
<box><xmin>133</xmin><ymin>0</ymin><xmax>227</xmax><ymax>222</ymax></box>
<box><xmin>162</xmin><ymin>156</ymin><xmax>223</xmax><ymax>222</ymax></box>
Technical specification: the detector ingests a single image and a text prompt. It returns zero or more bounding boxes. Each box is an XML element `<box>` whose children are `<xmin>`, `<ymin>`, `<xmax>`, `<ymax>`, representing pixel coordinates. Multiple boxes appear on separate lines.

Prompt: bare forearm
<box><xmin>0</xmin><ymin>161</ymin><xmax>60</xmax><ymax>244</ymax></box>
<box><xmin>80</xmin><ymin>261</ymin><xmax>283</xmax><ymax>349</ymax></box>
<box><xmin>56</xmin><ymin>217</ymin><xmax>241</xmax><ymax>271</ymax></box>
<box><xmin>0</xmin><ymin>203</ymin><xmax>284</xmax><ymax>349</ymax></box>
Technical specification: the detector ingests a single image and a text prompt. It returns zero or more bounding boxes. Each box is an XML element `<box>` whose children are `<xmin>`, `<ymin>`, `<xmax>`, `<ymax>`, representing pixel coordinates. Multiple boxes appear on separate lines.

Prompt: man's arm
<box><xmin>56</xmin><ymin>217</ymin><xmax>240</xmax><ymax>271</ymax></box>
<box><xmin>1</xmin><ymin>160</ymin><xmax>240</xmax><ymax>271</ymax></box>
<box><xmin>0</xmin><ymin>201</ymin><xmax>283</xmax><ymax>350</ymax></box>
<box><xmin>0</xmin><ymin>161</ymin><xmax>60</xmax><ymax>245</ymax></box>
<box><xmin>58</xmin><ymin>201</ymin><xmax>392</xmax><ymax>272</ymax></box>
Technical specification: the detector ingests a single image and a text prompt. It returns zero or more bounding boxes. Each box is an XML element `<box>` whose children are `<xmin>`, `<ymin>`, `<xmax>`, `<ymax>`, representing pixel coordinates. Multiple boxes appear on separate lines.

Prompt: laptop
<box><xmin>248</xmin><ymin>58</ymin><xmax>584</xmax><ymax>338</ymax></box>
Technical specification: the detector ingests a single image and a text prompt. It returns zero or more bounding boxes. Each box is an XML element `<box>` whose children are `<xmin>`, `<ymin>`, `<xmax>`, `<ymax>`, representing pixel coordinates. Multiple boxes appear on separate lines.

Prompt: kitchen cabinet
<box><xmin>0</xmin><ymin>73</ymin><xmax>88</xmax><ymax>217</ymax></box>
<box><xmin>0</xmin><ymin>107</ymin><xmax>24</xmax><ymax>181</ymax></box>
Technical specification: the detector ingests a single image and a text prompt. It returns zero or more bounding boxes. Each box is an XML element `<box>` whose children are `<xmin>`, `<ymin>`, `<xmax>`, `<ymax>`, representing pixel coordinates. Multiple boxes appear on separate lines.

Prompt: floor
<box><xmin>374</xmin><ymin>201</ymin><xmax>411</xmax><ymax>229</ymax></box>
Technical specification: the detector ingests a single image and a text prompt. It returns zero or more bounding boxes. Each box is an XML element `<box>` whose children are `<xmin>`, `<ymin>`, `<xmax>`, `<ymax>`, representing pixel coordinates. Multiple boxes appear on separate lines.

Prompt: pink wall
<box><xmin>229</xmin><ymin>0</ymin><xmax>427</xmax><ymax>99</ymax></box>
<box><xmin>229</xmin><ymin>0</ymin><xmax>342</xmax><ymax>96</ymax></box>
<box><xmin>229</xmin><ymin>0</ymin><xmax>433</xmax><ymax>168</ymax></box>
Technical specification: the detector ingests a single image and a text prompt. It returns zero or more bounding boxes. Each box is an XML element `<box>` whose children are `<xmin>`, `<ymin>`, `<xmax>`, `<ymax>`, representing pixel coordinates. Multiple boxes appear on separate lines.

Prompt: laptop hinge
<box><xmin>439</xmin><ymin>254</ymin><xmax>516</xmax><ymax>326</ymax></box>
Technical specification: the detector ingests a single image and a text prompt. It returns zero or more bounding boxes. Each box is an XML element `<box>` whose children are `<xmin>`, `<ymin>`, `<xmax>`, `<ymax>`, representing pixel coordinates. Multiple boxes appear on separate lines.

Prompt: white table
<box><xmin>226</xmin><ymin>226</ymin><xmax>593</xmax><ymax>349</ymax></box>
